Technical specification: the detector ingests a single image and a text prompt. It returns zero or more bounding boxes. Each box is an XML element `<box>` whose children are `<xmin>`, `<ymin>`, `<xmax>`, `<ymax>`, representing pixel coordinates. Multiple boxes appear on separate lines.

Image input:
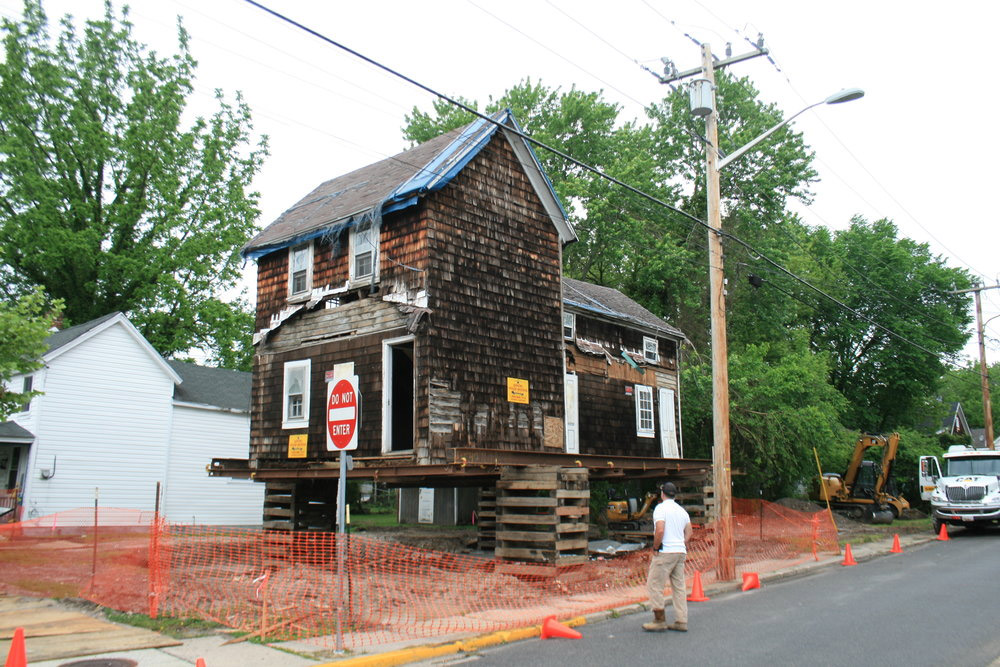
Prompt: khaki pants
<box><xmin>646</xmin><ymin>552</ymin><xmax>687</xmax><ymax>623</ymax></box>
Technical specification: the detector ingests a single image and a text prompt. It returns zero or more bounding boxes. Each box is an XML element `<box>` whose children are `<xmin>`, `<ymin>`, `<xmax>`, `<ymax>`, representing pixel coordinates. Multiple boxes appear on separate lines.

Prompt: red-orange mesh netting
<box><xmin>0</xmin><ymin>499</ymin><xmax>838</xmax><ymax>650</ymax></box>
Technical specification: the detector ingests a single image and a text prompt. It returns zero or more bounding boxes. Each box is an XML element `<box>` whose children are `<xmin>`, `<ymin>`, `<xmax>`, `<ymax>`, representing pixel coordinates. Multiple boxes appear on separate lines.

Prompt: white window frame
<box><xmin>563</xmin><ymin>312</ymin><xmax>576</xmax><ymax>339</ymax></box>
<box><xmin>635</xmin><ymin>384</ymin><xmax>655</xmax><ymax>438</ymax></box>
<box><xmin>288</xmin><ymin>242</ymin><xmax>313</xmax><ymax>298</ymax></box>
<box><xmin>282</xmin><ymin>359</ymin><xmax>311</xmax><ymax>429</ymax></box>
<box><xmin>350</xmin><ymin>218</ymin><xmax>380</xmax><ymax>284</ymax></box>
<box><xmin>643</xmin><ymin>336</ymin><xmax>659</xmax><ymax>364</ymax></box>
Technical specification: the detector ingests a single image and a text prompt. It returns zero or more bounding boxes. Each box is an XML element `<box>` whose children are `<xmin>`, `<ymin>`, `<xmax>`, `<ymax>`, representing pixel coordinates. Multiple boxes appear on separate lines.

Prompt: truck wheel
<box><xmin>932</xmin><ymin>517</ymin><xmax>942</xmax><ymax>534</ymax></box>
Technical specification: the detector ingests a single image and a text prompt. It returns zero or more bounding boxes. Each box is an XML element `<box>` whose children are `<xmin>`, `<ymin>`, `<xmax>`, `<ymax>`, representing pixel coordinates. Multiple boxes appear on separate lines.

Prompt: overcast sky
<box><xmin>2</xmin><ymin>0</ymin><xmax>997</xmax><ymax>363</ymax></box>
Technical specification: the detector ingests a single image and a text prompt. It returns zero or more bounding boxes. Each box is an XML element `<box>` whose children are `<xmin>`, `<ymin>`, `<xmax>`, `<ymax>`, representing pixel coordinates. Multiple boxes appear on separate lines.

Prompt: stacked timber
<box><xmin>673</xmin><ymin>473</ymin><xmax>713</xmax><ymax>525</ymax></box>
<box><xmin>477</xmin><ymin>486</ymin><xmax>497</xmax><ymax>550</ymax></box>
<box><xmin>495</xmin><ymin>466</ymin><xmax>589</xmax><ymax>565</ymax></box>
<box><xmin>262</xmin><ymin>480</ymin><xmax>338</xmax><ymax>531</ymax></box>
<box><xmin>262</xmin><ymin>481</ymin><xmax>296</xmax><ymax>530</ymax></box>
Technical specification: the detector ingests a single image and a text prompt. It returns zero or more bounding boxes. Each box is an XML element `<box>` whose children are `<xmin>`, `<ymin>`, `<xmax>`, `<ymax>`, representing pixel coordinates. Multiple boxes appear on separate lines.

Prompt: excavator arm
<box><xmin>873</xmin><ymin>432</ymin><xmax>900</xmax><ymax>497</ymax></box>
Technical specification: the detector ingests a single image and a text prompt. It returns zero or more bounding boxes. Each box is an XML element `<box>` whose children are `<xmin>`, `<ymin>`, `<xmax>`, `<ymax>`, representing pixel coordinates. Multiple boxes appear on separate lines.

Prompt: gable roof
<box><xmin>563</xmin><ymin>277</ymin><xmax>684</xmax><ymax>340</ymax></box>
<box><xmin>940</xmin><ymin>401</ymin><xmax>971</xmax><ymax>436</ymax></box>
<box><xmin>45</xmin><ymin>312</ymin><xmax>119</xmax><ymax>355</ymax></box>
<box><xmin>43</xmin><ymin>313</ymin><xmax>183</xmax><ymax>385</ymax></box>
<box><xmin>168</xmin><ymin>360</ymin><xmax>251</xmax><ymax>412</ymax></box>
<box><xmin>243</xmin><ymin>110</ymin><xmax>575</xmax><ymax>260</ymax></box>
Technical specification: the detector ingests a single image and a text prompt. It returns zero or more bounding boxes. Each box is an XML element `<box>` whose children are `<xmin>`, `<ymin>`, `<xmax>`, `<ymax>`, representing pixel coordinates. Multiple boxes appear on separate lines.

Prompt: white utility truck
<box><xmin>920</xmin><ymin>445</ymin><xmax>1000</xmax><ymax>533</ymax></box>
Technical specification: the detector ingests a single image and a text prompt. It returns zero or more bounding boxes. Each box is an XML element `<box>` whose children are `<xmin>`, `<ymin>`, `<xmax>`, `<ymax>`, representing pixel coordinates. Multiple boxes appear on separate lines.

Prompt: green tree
<box><xmin>802</xmin><ymin>217</ymin><xmax>972</xmax><ymax>431</ymax></box>
<box><xmin>0</xmin><ymin>289</ymin><xmax>62</xmax><ymax>419</ymax></box>
<box><xmin>936</xmin><ymin>362</ymin><xmax>1000</xmax><ymax>431</ymax></box>
<box><xmin>0</xmin><ymin>0</ymin><xmax>267</xmax><ymax>369</ymax></box>
<box><xmin>682</xmin><ymin>330</ymin><xmax>850</xmax><ymax>497</ymax></box>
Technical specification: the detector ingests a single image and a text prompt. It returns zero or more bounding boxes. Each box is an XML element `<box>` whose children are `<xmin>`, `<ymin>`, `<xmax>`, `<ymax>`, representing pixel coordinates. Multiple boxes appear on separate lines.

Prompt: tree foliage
<box><xmin>801</xmin><ymin>217</ymin><xmax>972</xmax><ymax>431</ymax></box>
<box><xmin>0</xmin><ymin>289</ymin><xmax>62</xmax><ymax>419</ymax></box>
<box><xmin>0</xmin><ymin>0</ymin><xmax>267</xmax><ymax>369</ymax></box>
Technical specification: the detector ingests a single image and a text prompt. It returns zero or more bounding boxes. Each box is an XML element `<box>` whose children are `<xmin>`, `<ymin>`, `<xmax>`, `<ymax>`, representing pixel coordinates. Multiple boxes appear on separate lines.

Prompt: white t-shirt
<box><xmin>653</xmin><ymin>497</ymin><xmax>690</xmax><ymax>554</ymax></box>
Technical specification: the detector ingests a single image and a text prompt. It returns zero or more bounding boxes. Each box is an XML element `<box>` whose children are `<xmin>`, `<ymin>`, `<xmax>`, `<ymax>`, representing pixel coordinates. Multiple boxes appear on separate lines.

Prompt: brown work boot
<box><xmin>642</xmin><ymin>609</ymin><xmax>668</xmax><ymax>632</ymax></box>
<box><xmin>667</xmin><ymin>621</ymin><xmax>688</xmax><ymax>632</ymax></box>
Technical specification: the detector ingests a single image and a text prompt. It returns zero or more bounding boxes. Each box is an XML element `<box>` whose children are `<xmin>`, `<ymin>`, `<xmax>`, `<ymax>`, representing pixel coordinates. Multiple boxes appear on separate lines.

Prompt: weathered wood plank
<box><xmin>494</xmin><ymin>514</ymin><xmax>559</xmax><ymax>525</ymax></box>
<box><xmin>496</xmin><ymin>497</ymin><xmax>558</xmax><ymax>507</ymax></box>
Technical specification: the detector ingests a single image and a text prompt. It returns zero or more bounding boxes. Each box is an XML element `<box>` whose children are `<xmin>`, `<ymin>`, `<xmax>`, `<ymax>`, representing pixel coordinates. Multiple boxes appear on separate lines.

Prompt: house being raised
<box><xmin>0</xmin><ymin>313</ymin><xmax>263</xmax><ymax>525</ymax></box>
<box><xmin>214</xmin><ymin>110</ymin><xmax>708</xmax><ymax>534</ymax></box>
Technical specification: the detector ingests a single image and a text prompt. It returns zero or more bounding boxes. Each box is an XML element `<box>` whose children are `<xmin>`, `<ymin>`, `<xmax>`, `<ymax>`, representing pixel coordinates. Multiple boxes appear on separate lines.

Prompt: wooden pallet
<box><xmin>495</xmin><ymin>466</ymin><xmax>590</xmax><ymax>564</ymax></box>
<box><xmin>477</xmin><ymin>486</ymin><xmax>497</xmax><ymax>549</ymax></box>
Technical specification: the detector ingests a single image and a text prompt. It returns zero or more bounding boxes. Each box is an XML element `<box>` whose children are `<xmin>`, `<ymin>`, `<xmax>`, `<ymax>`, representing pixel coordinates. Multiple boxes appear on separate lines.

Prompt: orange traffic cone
<box><xmin>196</xmin><ymin>660</ymin><xmax>207</xmax><ymax>667</ymax></box>
<box><xmin>4</xmin><ymin>627</ymin><xmax>27</xmax><ymax>667</ymax></box>
<box><xmin>740</xmin><ymin>572</ymin><xmax>760</xmax><ymax>591</ymax></box>
<box><xmin>936</xmin><ymin>523</ymin><xmax>950</xmax><ymax>541</ymax></box>
<box><xmin>540</xmin><ymin>615</ymin><xmax>582</xmax><ymax>640</ymax></box>
<box><xmin>841</xmin><ymin>543</ymin><xmax>857</xmax><ymax>566</ymax></box>
<box><xmin>687</xmin><ymin>570</ymin><xmax>710</xmax><ymax>602</ymax></box>
<box><xmin>890</xmin><ymin>534</ymin><xmax>902</xmax><ymax>553</ymax></box>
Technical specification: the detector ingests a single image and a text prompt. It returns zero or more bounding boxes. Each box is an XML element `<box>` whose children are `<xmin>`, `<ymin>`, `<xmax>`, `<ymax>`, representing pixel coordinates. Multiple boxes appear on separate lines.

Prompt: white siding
<box><xmin>164</xmin><ymin>405</ymin><xmax>263</xmax><ymax>525</ymax></box>
<box><xmin>23</xmin><ymin>323</ymin><xmax>174</xmax><ymax>518</ymax></box>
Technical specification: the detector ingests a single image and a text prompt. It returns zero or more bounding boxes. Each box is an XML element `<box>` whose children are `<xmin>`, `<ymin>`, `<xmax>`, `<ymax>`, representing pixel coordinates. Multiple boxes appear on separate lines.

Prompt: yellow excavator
<box><xmin>811</xmin><ymin>433</ymin><xmax>910</xmax><ymax>524</ymax></box>
<box><xmin>605</xmin><ymin>492</ymin><xmax>658</xmax><ymax>530</ymax></box>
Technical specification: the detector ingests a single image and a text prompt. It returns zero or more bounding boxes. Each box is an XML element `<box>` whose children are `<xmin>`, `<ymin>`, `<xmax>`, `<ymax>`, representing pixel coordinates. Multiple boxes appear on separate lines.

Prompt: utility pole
<box><xmin>653</xmin><ymin>43</ymin><xmax>770</xmax><ymax>582</ymax></box>
<box><xmin>949</xmin><ymin>283</ymin><xmax>999</xmax><ymax>449</ymax></box>
<box><xmin>700</xmin><ymin>43</ymin><xmax>734</xmax><ymax>582</ymax></box>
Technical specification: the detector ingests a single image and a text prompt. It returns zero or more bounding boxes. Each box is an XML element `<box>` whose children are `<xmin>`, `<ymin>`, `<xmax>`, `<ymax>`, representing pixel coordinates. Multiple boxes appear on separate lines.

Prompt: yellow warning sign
<box><xmin>507</xmin><ymin>377</ymin><xmax>530</xmax><ymax>404</ymax></box>
<box><xmin>288</xmin><ymin>433</ymin><xmax>308</xmax><ymax>458</ymax></box>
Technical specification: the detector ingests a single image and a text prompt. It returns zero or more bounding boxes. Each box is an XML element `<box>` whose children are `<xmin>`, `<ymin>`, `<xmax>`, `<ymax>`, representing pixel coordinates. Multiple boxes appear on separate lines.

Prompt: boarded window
<box><xmin>635</xmin><ymin>384</ymin><xmax>655</xmax><ymax>438</ymax></box>
<box><xmin>289</xmin><ymin>243</ymin><xmax>312</xmax><ymax>296</ymax></box>
<box><xmin>282</xmin><ymin>359</ymin><xmax>311</xmax><ymax>429</ymax></box>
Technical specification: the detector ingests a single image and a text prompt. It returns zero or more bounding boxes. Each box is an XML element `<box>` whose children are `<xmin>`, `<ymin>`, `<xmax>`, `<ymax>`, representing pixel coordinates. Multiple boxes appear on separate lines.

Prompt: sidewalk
<box><xmin>13</xmin><ymin>532</ymin><xmax>936</xmax><ymax>666</ymax></box>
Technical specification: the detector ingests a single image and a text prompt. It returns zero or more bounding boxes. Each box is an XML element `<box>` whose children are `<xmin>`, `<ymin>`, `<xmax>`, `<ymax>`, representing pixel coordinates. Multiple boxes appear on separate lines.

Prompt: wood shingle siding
<box><xmin>423</xmin><ymin>136</ymin><xmax>564</xmax><ymax>460</ymax></box>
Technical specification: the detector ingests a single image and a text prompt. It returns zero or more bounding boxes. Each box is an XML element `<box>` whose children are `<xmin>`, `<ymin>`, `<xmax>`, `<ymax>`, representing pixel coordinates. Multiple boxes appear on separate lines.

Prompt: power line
<box><xmin>241</xmin><ymin>0</ymin><xmax>975</xmax><ymax>376</ymax></box>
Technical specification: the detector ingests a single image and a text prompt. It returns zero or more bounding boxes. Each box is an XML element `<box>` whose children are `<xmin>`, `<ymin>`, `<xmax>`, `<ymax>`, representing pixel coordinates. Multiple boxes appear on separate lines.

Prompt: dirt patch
<box><xmin>350</xmin><ymin>525</ymin><xmax>478</xmax><ymax>552</ymax></box>
<box><xmin>775</xmin><ymin>497</ymin><xmax>930</xmax><ymax>540</ymax></box>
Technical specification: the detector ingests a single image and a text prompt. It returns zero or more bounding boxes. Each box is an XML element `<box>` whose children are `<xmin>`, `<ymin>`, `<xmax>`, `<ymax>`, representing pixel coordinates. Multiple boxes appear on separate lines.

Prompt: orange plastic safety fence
<box><xmin>0</xmin><ymin>500</ymin><xmax>838</xmax><ymax>650</ymax></box>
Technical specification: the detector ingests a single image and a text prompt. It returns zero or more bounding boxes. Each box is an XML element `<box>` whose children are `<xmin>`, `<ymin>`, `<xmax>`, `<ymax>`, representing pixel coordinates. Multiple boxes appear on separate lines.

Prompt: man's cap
<box><xmin>660</xmin><ymin>482</ymin><xmax>677</xmax><ymax>497</ymax></box>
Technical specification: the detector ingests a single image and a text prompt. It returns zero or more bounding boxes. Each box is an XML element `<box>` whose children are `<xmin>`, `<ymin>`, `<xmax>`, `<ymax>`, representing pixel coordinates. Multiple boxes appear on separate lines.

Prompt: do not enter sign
<box><xmin>326</xmin><ymin>376</ymin><xmax>360</xmax><ymax>451</ymax></box>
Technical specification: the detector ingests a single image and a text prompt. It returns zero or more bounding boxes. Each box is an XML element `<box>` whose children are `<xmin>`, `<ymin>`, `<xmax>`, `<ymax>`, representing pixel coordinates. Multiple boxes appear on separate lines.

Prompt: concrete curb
<box><xmin>313</xmin><ymin>532</ymin><xmax>939</xmax><ymax>665</ymax></box>
<box><xmin>313</xmin><ymin>616</ymin><xmax>588</xmax><ymax>666</ymax></box>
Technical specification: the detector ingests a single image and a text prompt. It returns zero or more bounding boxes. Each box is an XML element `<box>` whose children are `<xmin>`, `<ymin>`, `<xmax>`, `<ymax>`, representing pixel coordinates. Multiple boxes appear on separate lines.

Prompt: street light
<box><xmin>716</xmin><ymin>88</ymin><xmax>864</xmax><ymax>170</ymax></box>
<box><xmin>696</xmin><ymin>42</ymin><xmax>863</xmax><ymax>581</ymax></box>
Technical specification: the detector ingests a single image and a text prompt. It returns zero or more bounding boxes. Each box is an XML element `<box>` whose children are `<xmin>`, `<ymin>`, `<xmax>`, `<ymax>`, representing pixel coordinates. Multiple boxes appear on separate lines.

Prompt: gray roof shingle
<box><xmin>243</xmin><ymin>126</ymin><xmax>466</xmax><ymax>257</ymax></box>
<box><xmin>168</xmin><ymin>360</ymin><xmax>251</xmax><ymax>412</ymax></box>
<box><xmin>0</xmin><ymin>421</ymin><xmax>33</xmax><ymax>440</ymax></box>
<box><xmin>563</xmin><ymin>277</ymin><xmax>684</xmax><ymax>339</ymax></box>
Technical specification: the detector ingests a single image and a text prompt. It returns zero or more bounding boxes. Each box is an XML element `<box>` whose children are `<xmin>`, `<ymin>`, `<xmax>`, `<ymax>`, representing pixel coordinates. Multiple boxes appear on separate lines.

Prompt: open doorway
<box><xmin>383</xmin><ymin>336</ymin><xmax>415</xmax><ymax>453</ymax></box>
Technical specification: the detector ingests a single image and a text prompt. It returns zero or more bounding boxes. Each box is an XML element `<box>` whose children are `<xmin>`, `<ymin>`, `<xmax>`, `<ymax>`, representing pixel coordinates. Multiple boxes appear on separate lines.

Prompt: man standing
<box><xmin>643</xmin><ymin>481</ymin><xmax>692</xmax><ymax>632</ymax></box>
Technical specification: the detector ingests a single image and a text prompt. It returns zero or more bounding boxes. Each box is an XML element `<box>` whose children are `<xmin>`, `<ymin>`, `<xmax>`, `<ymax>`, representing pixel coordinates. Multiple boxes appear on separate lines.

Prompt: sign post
<box><xmin>326</xmin><ymin>375</ymin><xmax>359</xmax><ymax>654</ymax></box>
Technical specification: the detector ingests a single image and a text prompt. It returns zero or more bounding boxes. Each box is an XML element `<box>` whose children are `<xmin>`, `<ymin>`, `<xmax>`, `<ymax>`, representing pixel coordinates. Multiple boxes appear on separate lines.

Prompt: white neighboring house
<box><xmin>0</xmin><ymin>312</ymin><xmax>263</xmax><ymax>524</ymax></box>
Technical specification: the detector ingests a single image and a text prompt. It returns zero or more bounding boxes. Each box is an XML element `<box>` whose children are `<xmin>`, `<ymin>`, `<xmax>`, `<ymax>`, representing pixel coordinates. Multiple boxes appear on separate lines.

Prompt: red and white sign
<box><xmin>326</xmin><ymin>376</ymin><xmax>360</xmax><ymax>451</ymax></box>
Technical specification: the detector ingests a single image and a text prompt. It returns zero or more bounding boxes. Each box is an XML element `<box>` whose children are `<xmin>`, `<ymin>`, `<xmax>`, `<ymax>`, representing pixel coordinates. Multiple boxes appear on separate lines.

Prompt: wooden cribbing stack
<box><xmin>477</xmin><ymin>487</ymin><xmax>497</xmax><ymax>550</ymax></box>
<box><xmin>495</xmin><ymin>466</ymin><xmax>589</xmax><ymax>565</ymax></box>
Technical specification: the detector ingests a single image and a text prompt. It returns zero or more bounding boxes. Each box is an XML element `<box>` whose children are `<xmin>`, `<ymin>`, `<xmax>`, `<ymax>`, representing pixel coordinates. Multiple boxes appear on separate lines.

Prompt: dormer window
<box><xmin>351</xmin><ymin>218</ymin><xmax>379</xmax><ymax>282</ymax></box>
<box><xmin>289</xmin><ymin>243</ymin><xmax>313</xmax><ymax>298</ymax></box>
<box><xmin>643</xmin><ymin>336</ymin><xmax>659</xmax><ymax>363</ymax></box>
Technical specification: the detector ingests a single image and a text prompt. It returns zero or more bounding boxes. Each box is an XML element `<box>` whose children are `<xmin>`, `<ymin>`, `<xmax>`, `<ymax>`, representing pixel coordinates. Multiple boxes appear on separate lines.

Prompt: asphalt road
<box><xmin>447</xmin><ymin>530</ymin><xmax>1000</xmax><ymax>667</ymax></box>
